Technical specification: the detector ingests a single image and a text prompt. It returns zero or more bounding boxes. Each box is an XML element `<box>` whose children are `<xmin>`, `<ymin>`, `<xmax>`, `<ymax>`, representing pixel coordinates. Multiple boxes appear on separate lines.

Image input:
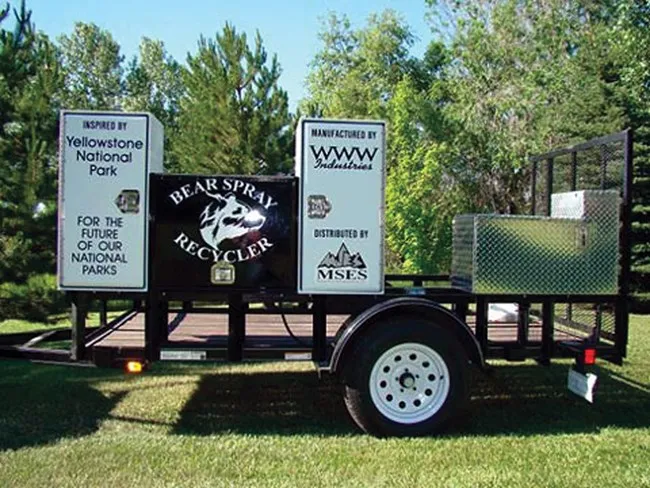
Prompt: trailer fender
<box><xmin>327</xmin><ymin>297</ymin><xmax>485</xmax><ymax>375</ymax></box>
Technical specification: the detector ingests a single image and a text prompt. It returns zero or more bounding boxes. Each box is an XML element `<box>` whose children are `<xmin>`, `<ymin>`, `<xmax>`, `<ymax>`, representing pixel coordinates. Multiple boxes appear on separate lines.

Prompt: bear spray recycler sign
<box><xmin>296</xmin><ymin>118</ymin><xmax>386</xmax><ymax>294</ymax></box>
<box><xmin>150</xmin><ymin>175</ymin><xmax>297</xmax><ymax>290</ymax></box>
<box><xmin>57</xmin><ymin>111</ymin><xmax>163</xmax><ymax>291</ymax></box>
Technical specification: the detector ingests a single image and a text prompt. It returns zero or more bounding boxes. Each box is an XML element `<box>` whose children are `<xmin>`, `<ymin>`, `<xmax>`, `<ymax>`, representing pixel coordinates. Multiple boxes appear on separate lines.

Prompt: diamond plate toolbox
<box><xmin>451</xmin><ymin>190</ymin><xmax>620</xmax><ymax>295</ymax></box>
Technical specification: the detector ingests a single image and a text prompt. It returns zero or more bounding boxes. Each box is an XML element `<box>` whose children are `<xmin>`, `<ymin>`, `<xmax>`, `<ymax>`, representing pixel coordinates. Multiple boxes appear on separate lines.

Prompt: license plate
<box><xmin>567</xmin><ymin>368</ymin><xmax>598</xmax><ymax>403</ymax></box>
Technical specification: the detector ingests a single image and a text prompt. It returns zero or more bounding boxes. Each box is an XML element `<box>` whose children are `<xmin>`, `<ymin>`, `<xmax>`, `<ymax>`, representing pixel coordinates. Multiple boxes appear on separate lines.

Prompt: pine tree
<box><xmin>0</xmin><ymin>0</ymin><xmax>62</xmax><ymax>283</ymax></box>
<box><xmin>174</xmin><ymin>23</ymin><xmax>292</xmax><ymax>175</ymax></box>
<box><xmin>612</xmin><ymin>0</ymin><xmax>650</xmax><ymax>311</ymax></box>
<box><xmin>124</xmin><ymin>37</ymin><xmax>184</xmax><ymax>172</ymax></box>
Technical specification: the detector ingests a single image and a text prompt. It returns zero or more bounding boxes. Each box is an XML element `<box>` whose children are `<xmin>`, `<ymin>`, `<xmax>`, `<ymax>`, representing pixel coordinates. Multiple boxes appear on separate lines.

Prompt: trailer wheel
<box><xmin>342</xmin><ymin>317</ymin><xmax>469</xmax><ymax>437</ymax></box>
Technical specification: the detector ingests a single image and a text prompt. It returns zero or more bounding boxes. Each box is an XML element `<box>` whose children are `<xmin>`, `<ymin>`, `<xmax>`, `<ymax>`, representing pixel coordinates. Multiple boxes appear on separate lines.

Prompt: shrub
<box><xmin>0</xmin><ymin>274</ymin><xmax>66</xmax><ymax>322</ymax></box>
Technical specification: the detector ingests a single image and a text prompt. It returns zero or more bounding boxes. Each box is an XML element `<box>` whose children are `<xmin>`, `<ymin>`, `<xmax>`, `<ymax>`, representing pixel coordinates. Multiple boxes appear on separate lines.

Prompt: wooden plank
<box><xmin>89</xmin><ymin>312</ymin><xmax>574</xmax><ymax>351</ymax></box>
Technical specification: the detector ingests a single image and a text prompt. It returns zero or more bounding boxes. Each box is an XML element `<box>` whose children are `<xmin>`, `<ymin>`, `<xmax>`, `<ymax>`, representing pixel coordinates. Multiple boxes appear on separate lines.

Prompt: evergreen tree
<box><xmin>610</xmin><ymin>0</ymin><xmax>650</xmax><ymax>310</ymax></box>
<box><xmin>0</xmin><ymin>0</ymin><xmax>62</xmax><ymax>283</ymax></box>
<box><xmin>174</xmin><ymin>23</ymin><xmax>292</xmax><ymax>175</ymax></box>
<box><xmin>124</xmin><ymin>37</ymin><xmax>184</xmax><ymax>171</ymax></box>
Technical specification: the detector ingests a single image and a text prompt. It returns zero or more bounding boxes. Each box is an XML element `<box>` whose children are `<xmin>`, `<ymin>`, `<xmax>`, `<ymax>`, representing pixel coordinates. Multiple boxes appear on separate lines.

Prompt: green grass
<box><xmin>0</xmin><ymin>311</ymin><xmax>125</xmax><ymax>335</ymax></box>
<box><xmin>0</xmin><ymin>316</ymin><xmax>649</xmax><ymax>487</ymax></box>
<box><xmin>32</xmin><ymin>339</ymin><xmax>71</xmax><ymax>349</ymax></box>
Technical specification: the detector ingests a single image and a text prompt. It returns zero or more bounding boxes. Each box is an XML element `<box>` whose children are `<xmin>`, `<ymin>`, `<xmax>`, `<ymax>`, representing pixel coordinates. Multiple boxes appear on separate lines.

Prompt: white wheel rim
<box><xmin>369</xmin><ymin>342</ymin><xmax>450</xmax><ymax>424</ymax></box>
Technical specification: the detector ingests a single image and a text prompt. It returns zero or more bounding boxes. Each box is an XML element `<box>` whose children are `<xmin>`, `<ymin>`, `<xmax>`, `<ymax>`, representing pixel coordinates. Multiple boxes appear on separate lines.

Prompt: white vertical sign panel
<box><xmin>296</xmin><ymin>118</ymin><xmax>386</xmax><ymax>294</ymax></box>
<box><xmin>58</xmin><ymin>111</ymin><xmax>163</xmax><ymax>291</ymax></box>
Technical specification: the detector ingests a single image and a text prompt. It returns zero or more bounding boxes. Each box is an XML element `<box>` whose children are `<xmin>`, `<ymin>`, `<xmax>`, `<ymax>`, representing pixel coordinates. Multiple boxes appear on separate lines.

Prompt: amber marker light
<box><xmin>125</xmin><ymin>361</ymin><xmax>144</xmax><ymax>373</ymax></box>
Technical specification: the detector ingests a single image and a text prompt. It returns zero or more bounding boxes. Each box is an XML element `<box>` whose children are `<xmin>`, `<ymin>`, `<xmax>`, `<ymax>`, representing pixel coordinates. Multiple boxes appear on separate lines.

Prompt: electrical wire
<box><xmin>272</xmin><ymin>301</ymin><xmax>311</xmax><ymax>347</ymax></box>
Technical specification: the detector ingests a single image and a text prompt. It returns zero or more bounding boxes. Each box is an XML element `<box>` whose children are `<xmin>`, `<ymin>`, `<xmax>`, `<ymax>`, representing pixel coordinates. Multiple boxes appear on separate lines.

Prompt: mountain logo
<box><xmin>317</xmin><ymin>242</ymin><xmax>368</xmax><ymax>282</ymax></box>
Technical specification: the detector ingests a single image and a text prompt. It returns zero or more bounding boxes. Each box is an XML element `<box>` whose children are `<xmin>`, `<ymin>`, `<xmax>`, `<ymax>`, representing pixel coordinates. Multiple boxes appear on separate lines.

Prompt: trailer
<box><xmin>2</xmin><ymin>111</ymin><xmax>634</xmax><ymax>437</ymax></box>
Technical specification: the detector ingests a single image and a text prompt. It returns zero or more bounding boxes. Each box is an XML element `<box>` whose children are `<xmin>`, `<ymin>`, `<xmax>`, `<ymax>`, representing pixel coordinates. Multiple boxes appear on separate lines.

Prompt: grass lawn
<box><xmin>0</xmin><ymin>311</ymin><xmax>126</xmax><ymax>335</ymax></box>
<box><xmin>0</xmin><ymin>315</ymin><xmax>648</xmax><ymax>487</ymax></box>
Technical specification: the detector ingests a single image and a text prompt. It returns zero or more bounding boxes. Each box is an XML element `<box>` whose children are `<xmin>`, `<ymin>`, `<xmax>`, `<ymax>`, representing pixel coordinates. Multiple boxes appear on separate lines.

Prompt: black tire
<box><xmin>342</xmin><ymin>316</ymin><xmax>469</xmax><ymax>437</ymax></box>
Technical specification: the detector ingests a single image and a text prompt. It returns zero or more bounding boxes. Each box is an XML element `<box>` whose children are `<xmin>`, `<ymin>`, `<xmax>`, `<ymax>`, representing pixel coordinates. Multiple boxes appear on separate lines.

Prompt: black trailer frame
<box><xmin>2</xmin><ymin>128</ymin><xmax>634</xmax><ymax>437</ymax></box>
<box><xmin>1</xmin><ymin>129</ymin><xmax>634</xmax><ymax>376</ymax></box>
<box><xmin>27</xmin><ymin>128</ymin><xmax>627</xmax><ymax>374</ymax></box>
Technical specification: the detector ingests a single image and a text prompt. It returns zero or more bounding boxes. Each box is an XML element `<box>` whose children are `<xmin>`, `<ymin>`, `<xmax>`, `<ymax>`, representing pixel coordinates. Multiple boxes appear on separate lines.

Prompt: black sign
<box><xmin>151</xmin><ymin>174</ymin><xmax>297</xmax><ymax>291</ymax></box>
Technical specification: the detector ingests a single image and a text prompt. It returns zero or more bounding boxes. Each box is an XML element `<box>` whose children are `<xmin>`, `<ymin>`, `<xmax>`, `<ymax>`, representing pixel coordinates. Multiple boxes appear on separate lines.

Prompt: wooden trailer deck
<box><xmin>87</xmin><ymin>310</ymin><xmax>579</xmax><ymax>366</ymax></box>
<box><xmin>90</xmin><ymin>312</ymin><xmax>348</xmax><ymax>349</ymax></box>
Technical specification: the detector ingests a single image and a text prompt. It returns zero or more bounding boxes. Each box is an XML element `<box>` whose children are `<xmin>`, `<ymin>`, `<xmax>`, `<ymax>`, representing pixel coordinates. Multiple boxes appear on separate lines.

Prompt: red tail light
<box><xmin>584</xmin><ymin>348</ymin><xmax>597</xmax><ymax>365</ymax></box>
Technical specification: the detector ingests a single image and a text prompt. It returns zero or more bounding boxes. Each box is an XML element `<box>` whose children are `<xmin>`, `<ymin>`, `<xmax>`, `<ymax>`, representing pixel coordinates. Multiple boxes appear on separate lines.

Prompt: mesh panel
<box><xmin>550</xmin><ymin>192</ymin><xmax>621</xmax><ymax>292</ymax></box>
<box><xmin>452</xmin><ymin>133</ymin><xmax>628</xmax><ymax>352</ymax></box>
<box><xmin>528</xmin><ymin>135</ymin><xmax>627</xmax><ymax>348</ymax></box>
<box><xmin>602</xmin><ymin>143</ymin><xmax>625</xmax><ymax>191</ymax></box>
<box><xmin>554</xmin><ymin>302</ymin><xmax>616</xmax><ymax>344</ymax></box>
<box><xmin>486</xmin><ymin>302</ymin><xmax>544</xmax><ymax>343</ymax></box>
<box><xmin>600</xmin><ymin>304</ymin><xmax>616</xmax><ymax>342</ymax></box>
<box><xmin>552</xmin><ymin>153</ymin><xmax>574</xmax><ymax>195</ymax></box>
<box><xmin>533</xmin><ymin>140</ymin><xmax>626</xmax><ymax>212</ymax></box>
<box><xmin>451</xmin><ymin>216</ymin><xmax>475</xmax><ymax>290</ymax></box>
<box><xmin>575</xmin><ymin>145</ymin><xmax>603</xmax><ymax>190</ymax></box>
<box><xmin>533</xmin><ymin>161</ymin><xmax>548</xmax><ymax>216</ymax></box>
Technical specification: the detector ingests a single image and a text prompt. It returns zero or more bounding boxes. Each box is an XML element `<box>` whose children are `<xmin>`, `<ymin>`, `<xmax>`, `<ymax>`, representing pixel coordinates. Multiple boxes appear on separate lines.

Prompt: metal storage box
<box><xmin>550</xmin><ymin>189</ymin><xmax>620</xmax><ymax>222</ymax></box>
<box><xmin>451</xmin><ymin>190</ymin><xmax>620</xmax><ymax>295</ymax></box>
<box><xmin>151</xmin><ymin>174</ymin><xmax>297</xmax><ymax>291</ymax></box>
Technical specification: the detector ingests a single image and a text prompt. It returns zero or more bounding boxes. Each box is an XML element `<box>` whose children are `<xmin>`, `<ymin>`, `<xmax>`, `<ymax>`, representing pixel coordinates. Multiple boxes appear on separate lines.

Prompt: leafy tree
<box><xmin>174</xmin><ymin>23</ymin><xmax>292</xmax><ymax>175</ymax></box>
<box><xmin>124</xmin><ymin>37</ymin><xmax>184</xmax><ymax>171</ymax></box>
<box><xmin>306</xmin><ymin>1</ymin><xmax>648</xmax><ymax>279</ymax></box>
<box><xmin>429</xmin><ymin>0</ymin><xmax>625</xmax><ymax>214</ymax></box>
<box><xmin>302</xmin><ymin>10</ymin><xmax>420</xmax><ymax>119</ymax></box>
<box><xmin>386</xmin><ymin>77</ymin><xmax>463</xmax><ymax>273</ymax></box>
<box><xmin>58</xmin><ymin>22</ymin><xmax>123</xmax><ymax>110</ymax></box>
<box><xmin>427</xmin><ymin>0</ymin><xmax>649</xmax><ymax>306</ymax></box>
<box><xmin>124</xmin><ymin>37</ymin><xmax>183</xmax><ymax>127</ymax></box>
<box><xmin>303</xmin><ymin>10</ymin><xmax>454</xmax><ymax>273</ymax></box>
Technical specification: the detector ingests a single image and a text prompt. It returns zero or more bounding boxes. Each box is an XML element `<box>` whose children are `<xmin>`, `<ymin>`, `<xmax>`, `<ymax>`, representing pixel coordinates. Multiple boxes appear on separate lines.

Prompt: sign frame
<box><xmin>296</xmin><ymin>117</ymin><xmax>387</xmax><ymax>295</ymax></box>
<box><xmin>57</xmin><ymin>110</ymin><xmax>161</xmax><ymax>292</ymax></box>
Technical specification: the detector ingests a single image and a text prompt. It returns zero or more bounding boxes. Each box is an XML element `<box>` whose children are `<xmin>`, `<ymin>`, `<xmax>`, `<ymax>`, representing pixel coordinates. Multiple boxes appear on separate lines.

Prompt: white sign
<box><xmin>284</xmin><ymin>352</ymin><xmax>312</xmax><ymax>361</ymax></box>
<box><xmin>567</xmin><ymin>368</ymin><xmax>598</xmax><ymax>403</ymax></box>
<box><xmin>296</xmin><ymin>118</ymin><xmax>386</xmax><ymax>294</ymax></box>
<box><xmin>57</xmin><ymin>111</ymin><xmax>163</xmax><ymax>291</ymax></box>
<box><xmin>160</xmin><ymin>349</ymin><xmax>207</xmax><ymax>361</ymax></box>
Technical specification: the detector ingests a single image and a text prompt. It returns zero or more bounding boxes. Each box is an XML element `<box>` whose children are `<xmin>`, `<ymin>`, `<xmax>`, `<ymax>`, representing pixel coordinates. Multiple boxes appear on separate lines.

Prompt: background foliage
<box><xmin>302</xmin><ymin>0</ymin><xmax>649</xmax><ymax>307</ymax></box>
<box><xmin>0</xmin><ymin>0</ymin><xmax>647</xmax><ymax>316</ymax></box>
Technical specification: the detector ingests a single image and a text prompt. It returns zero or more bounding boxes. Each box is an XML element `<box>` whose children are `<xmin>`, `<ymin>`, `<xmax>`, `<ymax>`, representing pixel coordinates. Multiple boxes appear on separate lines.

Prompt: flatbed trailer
<box><xmin>1</xmin><ymin>114</ymin><xmax>634</xmax><ymax>437</ymax></box>
<box><xmin>67</xmin><ymin>273</ymin><xmax>625</xmax><ymax>369</ymax></box>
